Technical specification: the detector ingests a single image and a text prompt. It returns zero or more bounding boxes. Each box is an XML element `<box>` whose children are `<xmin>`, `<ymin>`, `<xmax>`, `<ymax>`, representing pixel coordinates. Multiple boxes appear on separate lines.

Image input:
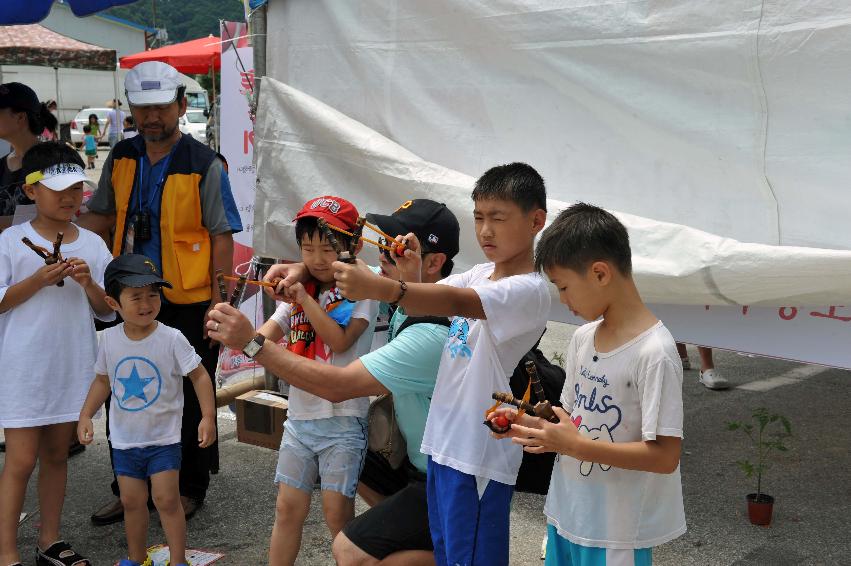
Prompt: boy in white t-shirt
<box><xmin>332</xmin><ymin>164</ymin><xmax>552</xmax><ymax>566</ymax></box>
<box><xmin>78</xmin><ymin>254</ymin><xmax>217</xmax><ymax>566</ymax></box>
<box><xmin>491</xmin><ymin>203</ymin><xmax>686</xmax><ymax>566</ymax></box>
<box><xmin>255</xmin><ymin>196</ymin><xmax>377</xmax><ymax>565</ymax></box>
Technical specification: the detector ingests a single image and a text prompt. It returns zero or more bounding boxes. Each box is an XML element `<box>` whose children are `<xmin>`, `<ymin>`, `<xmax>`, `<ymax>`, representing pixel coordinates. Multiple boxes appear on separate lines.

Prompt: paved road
<box><xmin>3</xmin><ymin>321</ymin><xmax>849</xmax><ymax>565</ymax></box>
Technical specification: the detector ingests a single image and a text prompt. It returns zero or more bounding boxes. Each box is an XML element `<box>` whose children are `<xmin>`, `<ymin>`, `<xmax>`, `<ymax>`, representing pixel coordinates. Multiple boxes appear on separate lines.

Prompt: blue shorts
<box><xmin>426</xmin><ymin>457</ymin><xmax>514</xmax><ymax>566</ymax></box>
<box><xmin>275</xmin><ymin>417</ymin><xmax>368</xmax><ymax>498</ymax></box>
<box><xmin>545</xmin><ymin>524</ymin><xmax>652</xmax><ymax>566</ymax></box>
<box><xmin>112</xmin><ymin>443</ymin><xmax>182</xmax><ymax>480</ymax></box>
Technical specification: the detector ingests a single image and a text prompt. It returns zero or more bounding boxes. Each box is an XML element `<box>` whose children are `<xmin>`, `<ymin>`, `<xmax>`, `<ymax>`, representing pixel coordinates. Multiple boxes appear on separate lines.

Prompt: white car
<box><xmin>179</xmin><ymin>110</ymin><xmax>207</xmax><ymax>143</ymax></box>
<box><xmin>70</xmin><ymin>108</ymin><xmax>111</xmax><ymax>146</ymax></box>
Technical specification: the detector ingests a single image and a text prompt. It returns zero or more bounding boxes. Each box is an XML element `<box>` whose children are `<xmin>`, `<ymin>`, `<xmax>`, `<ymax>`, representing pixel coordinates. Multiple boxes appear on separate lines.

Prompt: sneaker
<box><xmin>699</xmin><ymin>369</ymin><xmax>730</xmax><ymax>390</ymax></box>
<box><xmin>680</xmin><ymin>357</ymin><xmax>691</xmax><ymax>371</ymax></box>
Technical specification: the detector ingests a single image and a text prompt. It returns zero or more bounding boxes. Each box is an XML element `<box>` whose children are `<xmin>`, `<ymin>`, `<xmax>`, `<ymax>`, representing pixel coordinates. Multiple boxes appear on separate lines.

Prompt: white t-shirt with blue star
<box><xmin>95</xmin><ymin>322</ymin><xmax>201</xmax><ymax>449</ymax></box>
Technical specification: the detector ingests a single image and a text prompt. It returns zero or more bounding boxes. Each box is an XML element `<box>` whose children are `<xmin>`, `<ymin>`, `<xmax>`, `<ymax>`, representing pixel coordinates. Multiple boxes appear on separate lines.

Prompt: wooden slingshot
<box><xmin>484</xmin><ymin>359</ymin><xmax>559</xmax><ymax>433</ymax></box>
<box><xmin>320</xmin><ymin>216</ymin><xmax>408</xmax><ymax>258</ymax></box>
<box><xmin>21</xmin><ymin>232</ymin><xmax>66</xmax><ymax>287</ymax></box>
<box><xmin>215</xmin><ymin>269</ymin><xmax>249</xmax><ymax>307</ymax></box>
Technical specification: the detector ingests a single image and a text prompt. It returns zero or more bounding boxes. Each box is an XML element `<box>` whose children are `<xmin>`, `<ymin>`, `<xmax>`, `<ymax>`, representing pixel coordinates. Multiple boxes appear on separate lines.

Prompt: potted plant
<box><xmin>726</xmin><ymin>407</ymin><xmax>792</xmax><ymax>526</ymax></box>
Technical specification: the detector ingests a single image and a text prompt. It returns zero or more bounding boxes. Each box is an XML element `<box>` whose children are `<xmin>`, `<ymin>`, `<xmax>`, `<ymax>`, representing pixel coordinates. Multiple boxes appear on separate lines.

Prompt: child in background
<box><xmin>78</xmin><ymin>254</ymin><xmax>217</xmax><ymax>566</ymax></box>
<box><xmin>87</xmin><ymin>113</ymin><xmax>101</xmax><ymax>141</ymax></box>
<box><xmin>122</xmin><ymin>116</ymin><xmax>138</xmax><ymax>140</ymax></box>
<box><xmin>83</xmin><ymin>125</ymin><xmax>98</xmax><ymax>169</ymax></box>
<box><xmin>256</xmin><ymin>196</ymin><xmax>377</xmax><ymax>565</ymax></box>
<box><xmin>332</xmin><ymin>163</ymin><xmax>552</xmax><ymax>566</ymax></box>
<box><xmin>492</xmin><ymin>203</ymin><xmax>686</xmax><ymax>566</ymax></box>
<box><xmin>0</xmin><ymin>142</ymin><xmax>114</xmax><ymax>566</ymax></box>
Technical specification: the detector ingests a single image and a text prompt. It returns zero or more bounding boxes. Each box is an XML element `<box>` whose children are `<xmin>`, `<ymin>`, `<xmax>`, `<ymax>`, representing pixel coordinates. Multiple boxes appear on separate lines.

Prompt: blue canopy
<box><xmin>1</xmin><ymin>0</ymin><xmax>140</xmax><ymax>25</ymax></box>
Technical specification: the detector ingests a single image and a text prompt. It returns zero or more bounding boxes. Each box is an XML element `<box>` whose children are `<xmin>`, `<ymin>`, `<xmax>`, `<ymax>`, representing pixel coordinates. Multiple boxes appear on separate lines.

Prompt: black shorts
<box><xmin>343</xmin><ymin>479</ymin><xmax>432</xmax><ymax>559</ymax></box>
<box><xmin>359</xmin><ymin>449</ymin><xmax>422</xmax><ymax>497</ymax></box>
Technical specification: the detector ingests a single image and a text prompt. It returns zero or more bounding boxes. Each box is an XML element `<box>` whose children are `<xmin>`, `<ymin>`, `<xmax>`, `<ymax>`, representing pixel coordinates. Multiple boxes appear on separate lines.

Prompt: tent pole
<box><xmin>210</xmin><ymin>62</ymin><xmax>217</xmax><ymax>151</ymax></box>
<box><xmin>113</xmin><ymin>63</ymin><xmax>120</xmax><ymax>110</ymax></box>
<box><xmin>54</xmin><ymin>67</ymin><xmax>61</xmax><ymax>122</ymax></box>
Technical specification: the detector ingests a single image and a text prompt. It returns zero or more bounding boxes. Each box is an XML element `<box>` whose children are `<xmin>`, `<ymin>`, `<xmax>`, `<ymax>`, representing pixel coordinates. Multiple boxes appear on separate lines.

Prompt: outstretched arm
<box><xmin>333</xmin><ymin>259</ymin><xmax>485</xmax><ymax>319</ymax></box>
<box><xmin>207</xmin><ymin>303</ymin><xmax>388</xmax><ymax>402</ymax></box>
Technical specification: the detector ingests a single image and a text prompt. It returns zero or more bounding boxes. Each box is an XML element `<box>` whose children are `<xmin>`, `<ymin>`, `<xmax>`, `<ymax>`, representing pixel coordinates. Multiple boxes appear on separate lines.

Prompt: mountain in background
<box><xmin>108</xmin><ymin>0</ymin><xmax>245</xmax><ymax>44</ymax></box>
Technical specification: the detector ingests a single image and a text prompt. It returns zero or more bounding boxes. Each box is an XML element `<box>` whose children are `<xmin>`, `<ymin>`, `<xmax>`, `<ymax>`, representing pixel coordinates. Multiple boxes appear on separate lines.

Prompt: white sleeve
<box><xmin>92</xmin><ymin>236</ymin><xmax>116</xmax><ymax>321</ymax></box>
<box><xmin>269</xmin><ymin>301</ymin><xmax>293</xmax><ymax>333</ymax></box>
<box><xmin>350</xmin><ymin>298</ymin><xmax>377</xmax><ymax>322</ymax></box>
<box><xmin>638</xmin><ymin>359</ymin><xmax>684</xmax><ymax>441</ymax></box>
<box><xmin>94</xmin><ymin>331</ymin><xmax>109</xmax><ymax>375</ymax></box>
<box><xmin>437</xmin><ymin>267</ymin><xmax>474</xmax><ymax>289</ymax></box>
<box><xmin>474</xmin><ymin>274</ymin><xmax>551</xmax><ymax>345</ymax></box>
<box><xmin>0</xmin><ymin>232</ymin><xmax>11</xmax><ymax>304</ymax></box>
<box><xmin>559</xmin><ymin>332</ymin><xmax>580</xmax><ymax>411</ymax></box>
<box><xmin>173</xmin><ymin>329</ymin><xmax>203</xmax><ymax>375</ymax></box>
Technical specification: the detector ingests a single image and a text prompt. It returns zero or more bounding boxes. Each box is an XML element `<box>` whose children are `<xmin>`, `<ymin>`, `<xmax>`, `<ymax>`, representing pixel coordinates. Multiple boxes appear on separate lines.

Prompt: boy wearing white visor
<box><xmin>0</xmin><ymin>142</ymin><xmax>114</xmax><ymax>566</ymax></box>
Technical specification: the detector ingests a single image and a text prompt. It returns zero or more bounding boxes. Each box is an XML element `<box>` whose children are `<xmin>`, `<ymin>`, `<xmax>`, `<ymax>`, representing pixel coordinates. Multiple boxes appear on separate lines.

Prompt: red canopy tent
<box><xmin>119</xmin><ymin>35</ymin><xmax>221</xmax><ymax>73</ymax></box>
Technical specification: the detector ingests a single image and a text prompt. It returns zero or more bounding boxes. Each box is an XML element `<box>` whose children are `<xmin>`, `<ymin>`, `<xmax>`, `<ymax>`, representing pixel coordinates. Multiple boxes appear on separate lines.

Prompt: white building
<box><xmin>41</xmin><ymin>0</ymin><xmax>152</xmax><ymax>58</ymax></box>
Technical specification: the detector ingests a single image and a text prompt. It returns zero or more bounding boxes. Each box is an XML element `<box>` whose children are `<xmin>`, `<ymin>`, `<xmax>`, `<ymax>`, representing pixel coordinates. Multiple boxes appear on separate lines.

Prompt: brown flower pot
<box><xmin>746</xmin><ymin>493</ymin><xmax>774</xmax><ymax>525</ymax></box>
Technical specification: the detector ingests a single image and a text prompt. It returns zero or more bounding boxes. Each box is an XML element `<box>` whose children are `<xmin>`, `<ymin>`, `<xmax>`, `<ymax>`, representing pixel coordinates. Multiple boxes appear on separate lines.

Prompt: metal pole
<box><xmin>53</xmin><ymin>67</ymin><xmax>62</xmax><ymax>122</ymax></box>
<box><xmin>249</xmin><ymin>3</ymin><xmax>277</xmax><ymax>391</ymax></box>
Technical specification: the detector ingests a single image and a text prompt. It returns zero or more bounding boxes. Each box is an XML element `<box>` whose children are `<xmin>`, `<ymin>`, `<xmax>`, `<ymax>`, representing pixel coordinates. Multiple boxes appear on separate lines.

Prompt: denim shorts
<box><xmin>112</xmin><ymin>443</ymin><xmax>182</xmax><ymax>480</ymax></box>
<box><xmin>275</xmin><ymin>417</ymin><xmax>368</xmax><ymax>498</ymax></box>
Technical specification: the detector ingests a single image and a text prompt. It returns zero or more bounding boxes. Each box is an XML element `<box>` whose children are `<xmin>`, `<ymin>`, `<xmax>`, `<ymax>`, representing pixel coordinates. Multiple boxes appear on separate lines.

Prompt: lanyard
<box><xmin>136</xmin><ymin>141</ymin><xmax>179</xmax><ymax>213</ymax></box>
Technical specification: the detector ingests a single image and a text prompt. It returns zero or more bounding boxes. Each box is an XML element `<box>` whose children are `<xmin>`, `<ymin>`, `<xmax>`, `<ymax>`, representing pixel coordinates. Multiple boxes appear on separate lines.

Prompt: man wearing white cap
<box><xmin>80</xmin><ymin>61</ymin><xmax>242</xmax><ymax>525</ymax></box>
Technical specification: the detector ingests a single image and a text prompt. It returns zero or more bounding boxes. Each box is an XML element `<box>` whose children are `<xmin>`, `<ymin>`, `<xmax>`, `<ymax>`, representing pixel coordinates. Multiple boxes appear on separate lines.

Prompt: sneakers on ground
<box><xmin>699</xmin><ymin>369</ymin><xmax>730</xmax><ymax>390</ymax></box>
<box><xmin>680</xmin><ymin>357</ymin><xmax>691</xmax><ymax>371</ymax></box>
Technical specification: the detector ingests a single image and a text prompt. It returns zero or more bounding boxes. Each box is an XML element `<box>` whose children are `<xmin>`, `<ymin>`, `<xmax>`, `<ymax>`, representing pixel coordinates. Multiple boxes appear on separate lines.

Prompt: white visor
<box><xmin>126</xmin><ymin>87</ymin><xmax>179</xmax><ymax>107</ymax></box>
<box><xmin>26</xmin><ymin>163</ymin><xmax>96</xmax><ymax>191</ymax></box>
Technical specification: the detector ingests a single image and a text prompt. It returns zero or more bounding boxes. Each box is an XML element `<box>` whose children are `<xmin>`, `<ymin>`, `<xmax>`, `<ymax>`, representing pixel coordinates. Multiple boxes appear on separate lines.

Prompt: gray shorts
<box><xmin>275</xmin><ymin>416</ymin><xmax>368</xmax><ymax>498</ymax></box>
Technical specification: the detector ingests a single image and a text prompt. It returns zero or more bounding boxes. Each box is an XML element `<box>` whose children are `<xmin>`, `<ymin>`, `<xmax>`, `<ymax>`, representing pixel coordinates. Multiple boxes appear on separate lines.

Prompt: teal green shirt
<box><xmin>360</xmin><ymin>309</ymin><xmax>448</xmax><ymax>473</ymax></box>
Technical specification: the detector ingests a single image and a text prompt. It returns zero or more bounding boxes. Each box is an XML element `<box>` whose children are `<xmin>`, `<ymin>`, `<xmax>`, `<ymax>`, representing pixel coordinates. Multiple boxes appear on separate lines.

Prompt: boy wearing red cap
<box><xmin>257</xmin><ymin>196</ymin><xmax>377</xmax><ymax>565</ymax></box>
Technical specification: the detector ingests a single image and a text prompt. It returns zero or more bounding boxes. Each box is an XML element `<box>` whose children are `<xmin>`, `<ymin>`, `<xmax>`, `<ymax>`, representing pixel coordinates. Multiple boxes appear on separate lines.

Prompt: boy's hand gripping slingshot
<box><xmin>484</xmin><ymin>359</ymin><xmax>559</xmax><ymax>434</ymax></box>
<box><xmin>320</xmin><ymin>216</ymin><xmax>408</xmax><ymax>259</ymax></box>
<box><xmin>22</xmin><ymin>232</ymin><xmax>66</xmax><ymax>287</ymax></box>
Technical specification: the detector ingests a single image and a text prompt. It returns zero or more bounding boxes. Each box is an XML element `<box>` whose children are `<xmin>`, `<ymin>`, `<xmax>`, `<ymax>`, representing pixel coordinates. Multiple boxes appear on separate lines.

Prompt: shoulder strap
<box><xmin>396</xmin><ymin>315</ymin><xmax>451</xmax><ymax>336</ymax></box>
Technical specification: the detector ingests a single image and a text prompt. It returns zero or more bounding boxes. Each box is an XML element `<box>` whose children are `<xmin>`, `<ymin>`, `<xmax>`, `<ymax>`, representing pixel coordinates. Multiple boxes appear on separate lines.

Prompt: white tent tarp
<box><xmin>261</xmin><ymin>0</ymin><xmax>851</xmax><ymax>251</ymax></box>
<box><xmin>254</xmin><ymin>1</ymin><xmax>851</xmax><ymax>367</ymax></box>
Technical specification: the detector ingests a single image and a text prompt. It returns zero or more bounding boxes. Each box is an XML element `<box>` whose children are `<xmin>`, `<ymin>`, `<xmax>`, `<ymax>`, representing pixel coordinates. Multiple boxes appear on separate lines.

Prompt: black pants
<box><xmin>106</xmin><ymin>301</ymin><xmax>219</xmax><ymax>502</ymax></box>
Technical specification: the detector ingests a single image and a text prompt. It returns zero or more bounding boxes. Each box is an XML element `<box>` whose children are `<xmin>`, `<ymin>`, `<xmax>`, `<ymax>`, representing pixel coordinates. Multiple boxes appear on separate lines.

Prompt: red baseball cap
<box><xmin>294</xmin><ymin>196</ymin><xmax>359</xmax><ymax>230</ymax></box>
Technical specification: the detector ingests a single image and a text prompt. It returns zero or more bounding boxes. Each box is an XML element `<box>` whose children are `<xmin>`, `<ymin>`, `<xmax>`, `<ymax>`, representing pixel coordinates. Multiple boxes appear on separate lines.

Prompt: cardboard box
<box><xmin>235</xmin><ymin>390</ymin><xmax>288</xmax><ymax>450</ymax></box>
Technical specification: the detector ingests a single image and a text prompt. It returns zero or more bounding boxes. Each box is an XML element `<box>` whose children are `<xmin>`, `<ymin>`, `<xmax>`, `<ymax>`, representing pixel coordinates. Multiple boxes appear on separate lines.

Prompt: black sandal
<box><xmin>35</xmin><ymin>540</ymin><xmax>91</xmax><ymax>566</ymax></box>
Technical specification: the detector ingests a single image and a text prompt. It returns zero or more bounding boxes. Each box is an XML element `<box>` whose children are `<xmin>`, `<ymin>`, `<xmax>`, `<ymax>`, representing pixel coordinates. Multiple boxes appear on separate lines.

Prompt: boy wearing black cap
<box><xmin>77</xmin><ymin>254</ymin><xmax>216</xmax><ymax>566</ymax></box>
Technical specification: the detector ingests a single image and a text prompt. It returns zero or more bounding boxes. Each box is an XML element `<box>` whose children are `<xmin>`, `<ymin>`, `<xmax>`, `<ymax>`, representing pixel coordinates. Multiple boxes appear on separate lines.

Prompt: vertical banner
<box><xmin>218</xmin><ymin>21</ymin><xmax>261</xmax><ymax>386</ymax></box>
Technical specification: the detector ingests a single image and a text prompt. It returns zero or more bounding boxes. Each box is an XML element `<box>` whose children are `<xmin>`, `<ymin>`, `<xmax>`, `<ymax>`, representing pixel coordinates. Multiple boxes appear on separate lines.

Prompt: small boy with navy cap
<box><xmin>78</xmin><ymin>254</ymin><xmax>217</xmax><ymax>566</ymax></box>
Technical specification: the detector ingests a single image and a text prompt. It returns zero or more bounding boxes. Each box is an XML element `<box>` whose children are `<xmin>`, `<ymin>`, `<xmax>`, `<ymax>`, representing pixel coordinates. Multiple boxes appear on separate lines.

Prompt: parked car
<box><xmin>70</xmin><ymin>108</ymin><xmax>111</xmax><ymax>146</ymax></box>
<box><xmin>179</xmin><ymin>109</ymin><xmax>207</xmax><ymax>143</ymax></box>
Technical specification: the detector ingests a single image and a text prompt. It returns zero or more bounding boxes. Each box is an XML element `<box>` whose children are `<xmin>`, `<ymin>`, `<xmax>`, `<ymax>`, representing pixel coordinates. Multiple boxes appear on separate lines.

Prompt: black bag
<box><xmin>510</xmin><ymin>335</ymin><xmax>567</xmax><ymax>495</ymax></box>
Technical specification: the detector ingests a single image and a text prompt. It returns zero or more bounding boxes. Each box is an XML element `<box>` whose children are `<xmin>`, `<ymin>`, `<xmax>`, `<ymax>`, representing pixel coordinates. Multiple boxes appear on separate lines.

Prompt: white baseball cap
<box><xmin>25</xmin><ymin>163</ymin><xmax>96</xmax><ymax>191</ymax></box>
<box><xmin>124</xmin><ymin>61</ymin><xmax>183</xmax><ymax>106</ymax></box>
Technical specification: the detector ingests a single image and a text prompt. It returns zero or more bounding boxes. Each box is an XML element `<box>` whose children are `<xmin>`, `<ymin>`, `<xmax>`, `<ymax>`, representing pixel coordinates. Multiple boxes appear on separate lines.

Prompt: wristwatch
<box><xmin>242</xmin><ymin>333</ymin><xmax>266</xmax><ymax>358</ymax></box>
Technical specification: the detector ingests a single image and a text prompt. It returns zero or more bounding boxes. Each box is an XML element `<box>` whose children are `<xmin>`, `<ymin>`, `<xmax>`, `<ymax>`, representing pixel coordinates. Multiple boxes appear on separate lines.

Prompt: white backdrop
<box><xmin>261</xmin><ymin>0</ymin><xmax>851</xmax><ymax>250</ymax></box>
<box><xmin>252</xmin><ymin>1</ymin><xmax>851</xmax><ymax>367</ymax></box>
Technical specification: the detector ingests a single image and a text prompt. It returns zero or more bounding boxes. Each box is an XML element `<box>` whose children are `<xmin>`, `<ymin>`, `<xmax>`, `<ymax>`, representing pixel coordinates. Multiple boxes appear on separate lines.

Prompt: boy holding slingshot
<box><xmin>249</xmin><ymin>195</ymin><xmax>379</xmax><ymax>565</ymax></box>
<box><xmin>0</xmin><ymin>142</ymin><xmax>113</xmax><ymax>566</ymax></box>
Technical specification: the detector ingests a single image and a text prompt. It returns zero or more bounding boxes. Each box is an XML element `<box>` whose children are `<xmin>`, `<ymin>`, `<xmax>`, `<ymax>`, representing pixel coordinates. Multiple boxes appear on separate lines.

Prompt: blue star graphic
<box><xmin>118</xmin><ymin>363</ymin><xmax>156</xmax><ymax>403</ymax></box>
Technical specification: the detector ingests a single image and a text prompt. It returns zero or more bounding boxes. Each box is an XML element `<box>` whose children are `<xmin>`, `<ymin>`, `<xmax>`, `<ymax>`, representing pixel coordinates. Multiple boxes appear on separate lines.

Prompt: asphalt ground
<box><xmin>3</xmin><ymin>320</ymin><xmax>850</xmax><ymax>565</ymax></box>
<box><xmin>2</xmin><ymin>153</ymin><xmax>847</xmax><ymax>564</ymax></box>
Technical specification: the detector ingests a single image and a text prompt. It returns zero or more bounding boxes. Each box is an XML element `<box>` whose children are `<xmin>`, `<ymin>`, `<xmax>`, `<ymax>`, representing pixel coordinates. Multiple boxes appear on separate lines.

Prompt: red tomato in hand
<box><xmin>493</xmin><ymin>415</ymin><xmax>510</xmax><ymax>429</ymax></box>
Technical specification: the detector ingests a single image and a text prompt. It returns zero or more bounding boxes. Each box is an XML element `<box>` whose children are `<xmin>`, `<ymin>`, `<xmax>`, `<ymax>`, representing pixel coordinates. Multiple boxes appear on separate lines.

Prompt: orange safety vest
<box><xmin>110</xmin><ymin>135</ymin><xmax>218</xmax><ymax>304</ymax></box>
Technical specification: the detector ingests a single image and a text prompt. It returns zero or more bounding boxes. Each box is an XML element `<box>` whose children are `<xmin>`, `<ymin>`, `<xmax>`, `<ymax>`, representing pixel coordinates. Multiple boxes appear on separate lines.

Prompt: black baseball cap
<box><xmin>105</xmin><ymin>254</ymin><xmax>172</xmax><ymax>290</ymax></box>
<box><xmin>0</xmin><ymin>82</ymin><xmax>39</xmax><ymax>113</ymax></box>
<box><xmin>366</xmin><ymin>199</ymin><xmax>460</xmax><ymax>258</ymax></box>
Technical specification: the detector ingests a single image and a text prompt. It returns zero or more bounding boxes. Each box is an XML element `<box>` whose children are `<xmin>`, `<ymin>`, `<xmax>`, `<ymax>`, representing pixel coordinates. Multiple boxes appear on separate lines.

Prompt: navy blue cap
<box><xmin>105</xmin><ymin>254</ymin><xmax>172</xmax><ymax>290</ymax></box>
